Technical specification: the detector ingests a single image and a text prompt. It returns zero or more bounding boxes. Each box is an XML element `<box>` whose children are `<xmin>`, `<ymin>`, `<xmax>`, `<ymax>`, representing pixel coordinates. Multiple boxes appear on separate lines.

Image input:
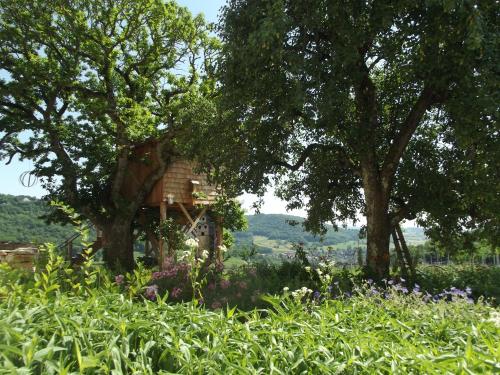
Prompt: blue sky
<box><xmin>0</xmin><ymin>1</ymin><xmax>308</xmax><ymax>217</ymax></box>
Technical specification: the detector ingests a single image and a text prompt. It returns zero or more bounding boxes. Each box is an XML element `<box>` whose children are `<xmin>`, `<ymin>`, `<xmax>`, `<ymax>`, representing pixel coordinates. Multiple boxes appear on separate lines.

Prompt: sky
<box><xmin>0</xmin><ymin>0</ymin><xmax>309</xmax><ymax>218</ymax></box>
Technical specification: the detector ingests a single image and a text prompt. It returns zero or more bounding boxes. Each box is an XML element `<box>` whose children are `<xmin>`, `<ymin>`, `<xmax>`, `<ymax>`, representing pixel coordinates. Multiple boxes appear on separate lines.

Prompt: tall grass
<box><xmin>0</xmin><ymin>258</ymin><xmax>499</xmax><ymax>373</ymax></box>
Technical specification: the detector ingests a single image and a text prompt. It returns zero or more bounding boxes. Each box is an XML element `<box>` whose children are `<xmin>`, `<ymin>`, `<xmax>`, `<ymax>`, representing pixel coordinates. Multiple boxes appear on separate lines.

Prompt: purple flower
<box><xmin>388</xmin><ymin>280</ymin><xmax>394</xmax><ymax>285</ymax></box>
<box><xmin>401</xmin><ymin>287</ymin><xmax>408</xmax><ymax>294</ymax></box>
<box><xmin>145</xmin><ymin>284</ymin><xmax>158</xmax><ymax>301</ymax></box>
<box><xmin>115</xmin><ymin>274</ymin><xmax>125</xmax><ymax>285</ymax></box>
<box><xmin>465</xmin><ymin>287</ymin><xmax>472</xmax><ymax>295</ymax></box>
<box><xmin>313</xmin><ymin>291</ymin><xmax>321</xmax><ymax>299</ymax></box>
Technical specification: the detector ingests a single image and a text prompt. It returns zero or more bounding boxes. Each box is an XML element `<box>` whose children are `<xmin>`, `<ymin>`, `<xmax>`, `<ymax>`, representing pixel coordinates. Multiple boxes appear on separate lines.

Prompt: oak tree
<box><xmin>214</xmin><ymin>0</ymin><xmax>498</xmax><ymax>278</ymax></box>
<box><xmin>0</xmin><ymin>0</ymin><xmax>218</xmax><ymax>269</ymax></box>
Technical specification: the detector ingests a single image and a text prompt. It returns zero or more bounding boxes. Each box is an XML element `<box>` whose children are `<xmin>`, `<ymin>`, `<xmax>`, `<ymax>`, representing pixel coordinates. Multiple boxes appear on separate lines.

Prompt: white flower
<box><xmin>185</xmin><ymin>238</ymin><xmax>198</xmax><ymax>248</ymax></box>
<box><xmin>179</xmin><ymin>250</ymin><xmax>191</xmax><ymax>261</ymax></box>
<box><xmin>304</xmin><ymin>266</ymin><xmax>311</xmax><ymax>272</ymax></box>
<box><xmin>316</xmin><ymin>269</ymin><xmax>323</xmax><ymax>276</ymax></box>
<box><xmin>486</xmin><ymin>311</ymin><xmax>500</xmax><ymax>328</ymax></box>
<box><xmin>218</xmin><ymin>245</ymin><xmax>228</xmax><ymax>253</ymax></box>
<box><xmin>318</xmin><ymin>262</ymin><xmax>326</xmax><ymax>268</ymax></box>
<box><xmin>283</xmin><ymin>286</ymin><xmax>289</xmax><ymax>292</ymax></box>
<box><xmin>200</xmin><ymin>249</ymin><xmax>209</xmax><ymax>259</ymax></box>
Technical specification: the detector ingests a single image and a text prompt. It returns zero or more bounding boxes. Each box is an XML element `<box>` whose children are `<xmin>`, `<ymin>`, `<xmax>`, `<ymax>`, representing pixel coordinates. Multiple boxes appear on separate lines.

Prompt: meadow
<box><xmin>0</xmin><ymin>246</ymin><xmax>499</xmax><ymax>374</ymax></box>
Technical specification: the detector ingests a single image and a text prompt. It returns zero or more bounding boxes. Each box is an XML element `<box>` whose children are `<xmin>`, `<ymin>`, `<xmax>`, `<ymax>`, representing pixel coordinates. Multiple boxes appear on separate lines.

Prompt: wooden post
<box><xmin>159</xmin><ymin>201</ymin><xmax>167</xmax><ymax>270</ymax></box>
<box><xmin>214</xmin><ymin>218</ymin><xmax>223</xmax><ymax>263</ymax></box>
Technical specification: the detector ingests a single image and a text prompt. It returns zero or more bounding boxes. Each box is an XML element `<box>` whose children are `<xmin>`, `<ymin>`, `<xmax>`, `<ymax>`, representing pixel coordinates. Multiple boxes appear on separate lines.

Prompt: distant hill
<box><xmin>0</xmin><ymin>194</ymin><xmax>74</xmax><ymax>244</ymax></box>
<box><xmin>234</xmin><ymin>214</ymin><xmax>360</xmax><ymax>247</ymax></box>
<box><xmin>233</xmin><ymin>214</ymin><xmax>427</xmax><ymax>260</ymax></box>
<box><xmin>0</xmin><ymin>194</ymin><xmax>427</xmax><ymax>255</ymax></box>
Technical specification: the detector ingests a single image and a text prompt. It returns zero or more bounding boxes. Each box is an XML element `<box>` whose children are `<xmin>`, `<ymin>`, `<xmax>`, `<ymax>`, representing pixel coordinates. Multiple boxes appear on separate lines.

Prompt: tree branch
<box><xmin>381</xmin><ymin>86</ymin><xmax>435</xmax><ymax>187</ymax></box>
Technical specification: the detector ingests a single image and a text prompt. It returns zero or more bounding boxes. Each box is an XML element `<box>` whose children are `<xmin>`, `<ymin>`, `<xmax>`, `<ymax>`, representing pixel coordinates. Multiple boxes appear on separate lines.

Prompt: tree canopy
<box><xmin>209</xmin><ymin>0</ymin><xmax>498</xmax><ymax>278</ymax></box>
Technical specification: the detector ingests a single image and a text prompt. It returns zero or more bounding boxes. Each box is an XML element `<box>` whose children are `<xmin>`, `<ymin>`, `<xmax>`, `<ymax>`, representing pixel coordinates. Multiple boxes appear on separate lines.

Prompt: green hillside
<box><xmin>0</xmin><ymin>194</ymin><xmax>427</xmax><ymax>256</ymax></box>
<box><xmin>0</xmin><ymin>194</ymin><xmax>75</xmax><ymax>245</ymax></box>
<box><xmin>233</xmin><ymin>214</ymin><xmax>361</xmax><ymax>250</ymax></box>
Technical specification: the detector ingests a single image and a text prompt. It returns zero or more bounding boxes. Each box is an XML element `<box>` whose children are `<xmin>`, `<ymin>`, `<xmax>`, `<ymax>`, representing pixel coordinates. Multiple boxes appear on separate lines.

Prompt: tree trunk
<box><xmin>101</xmin><ymin>218</ymin><xmax>135</xmax><ymax>271</ymax></box>
<box><xmin>363</xmin><ymin>175</ymin><xmax>391</xmax><ymax>280</ymax></box>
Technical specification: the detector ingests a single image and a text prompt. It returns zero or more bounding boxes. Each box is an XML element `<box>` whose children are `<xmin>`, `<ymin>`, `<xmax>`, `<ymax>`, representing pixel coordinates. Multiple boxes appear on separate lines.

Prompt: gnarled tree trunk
<box><xmin>101</xmin><ymin>217</ymin><xmax>135</xmax><ymax>271</ymax></box>
<box><xmin>362</xmin><ymin>167</ymin><xmax>392</xmax><ymax>279</ymax></box>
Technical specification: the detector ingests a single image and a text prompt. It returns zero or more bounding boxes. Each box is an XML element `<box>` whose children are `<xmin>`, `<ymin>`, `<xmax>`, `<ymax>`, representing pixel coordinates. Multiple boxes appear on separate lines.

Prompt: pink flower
<box><xmin>151</xmin><ymin>271</ymin><xmax>164</xmax><ymax>280</ymax></box>
<box><xmin>162</xmin><ymin>257</ymin><xmax>175</xmax><ymax>269</ymax></box>
<box><xmin>171</xmin><ymin>287</ymin><xmax>182</xmax><ymax>298</ymax></box>
<box><xmin>211</xmin><ymin>301</ymin><xmax>222</xmax><ymax>309</ymax></box>
<box><xmin>165</xmin><ymin>266</ymin><xmax>178</xmax><ymax>277</ymax></box>
<box><xmin>220</xmin><ymin>279</ymin><xmax>231</xmax><ymax>290</ymax></box>
<box><xmin>115</xmin><ymin>274</ymin><xmax>124</xmax><ymax>285</ymax></box>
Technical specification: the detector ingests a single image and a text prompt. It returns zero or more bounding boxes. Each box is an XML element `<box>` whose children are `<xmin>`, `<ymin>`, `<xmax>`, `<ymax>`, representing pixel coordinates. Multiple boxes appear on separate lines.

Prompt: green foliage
<box><xmin>209</xmin><ymin>0</ymin><xmax>498</xmax><ymax>277</ymax></box>
<box><xmin>212</xmin><ymin>196</ymin><xmax>248</xmax><ymax>232</ymax></box>
<box><xmin>156</xmin><ymin>218</ymin><xmax>186</xmax><ymax>253</ymax></box>
<box><xmin>0</xmin><ymin>194</ymin><xmax>74</xmax><ymax>244</ymax></box>
<box><xmin>0</xmin><ymin>0</ymin><xmax>219</xmax><ymax>267</ymax></box>
<box><xmin>0</xmin><ymin>261</ymin><xmax>498</xmax><ymax>373</ymax></box>
<box><xmin>416</xmin><ymin>265</ymin><xmax>500</xmax><ymax>304</ymax></box>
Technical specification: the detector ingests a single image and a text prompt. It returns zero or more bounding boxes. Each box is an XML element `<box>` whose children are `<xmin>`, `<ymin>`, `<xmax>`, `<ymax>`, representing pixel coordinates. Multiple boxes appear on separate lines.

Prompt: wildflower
<box><xmin>145</xmin><ymin>284</ymin><xmax>158</xmax><ymax>301</ymax></box>
<box><xmin>304</xmin><ymin>266</ymin><xmax>311</xmax><ymax>272</ymax></box>
<box><xmin>200</xmin><ymin>249</ymin><xmax>209</xmax><ymax>259</ymax></box>
<box><xmin>179</xmin><ymin>250</ymin><xmax>191</xmax><ymax>261</ymax></box>
<box><xmin>313</xmin><ymin>291</ymin><xmax>321</xmax><ymax>299</ymax></box>
<box><xmin>465</xmin><ymin>287</ymin><xmax>472</xmax><ymax>295</ymax></box>
<box><xmin>115</xmin><ymin>274</ymin><xmax>124</xmax><ymax>285</ymax></box>
<box><xmin>283</xmin><ymin>286</ymin><xmax>290</xmax><ymax>292</ymax></box>
<box><xmin>220</xmin><ymin>279</ymin><xmax>231</xmax><ymax>289</ymax></box>
<box><xmin>198</xmin><ymin>298</ymin><xmax>204</xmax><ymax>306</ymax></box>
<box><xmin>185</xmin><ymin>238</ymin><xmax>198</xmax><ymax>248</ymax></box>
<box><xmin>485</xmin><ymin>311</ymin><xmax>500</xmax><ymax>328</ymax></box>
<box><xmin>218</xmin><ymin>245</ymin><xmax>227</xmax><ymax>253</ymax></box>
<box><xmin>367</xmin><ymin>278</ymin><xmax>373</xmax><ymax>285</ymax></box>
<box><xmin>316</xmin><ymin>269</ymin><xmax>323</xmax><ymax>276</ymax></box>
<box><xmin>388</xmin><ymin>279</ymin><xmax>394</xmax><ymax>285</ymax></box>
<box><xmin>171</xmin><ymin>287</ymin><xmax>182</xmax><ymax>298</ymax></box>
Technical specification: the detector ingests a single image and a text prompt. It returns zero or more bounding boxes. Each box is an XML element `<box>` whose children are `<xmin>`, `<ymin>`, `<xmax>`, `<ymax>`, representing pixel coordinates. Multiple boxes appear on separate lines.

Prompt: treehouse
<box><xmin>123</xmin><ymin>141</ymin><xmax>223</xmax><ymax>267</ymax></box>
